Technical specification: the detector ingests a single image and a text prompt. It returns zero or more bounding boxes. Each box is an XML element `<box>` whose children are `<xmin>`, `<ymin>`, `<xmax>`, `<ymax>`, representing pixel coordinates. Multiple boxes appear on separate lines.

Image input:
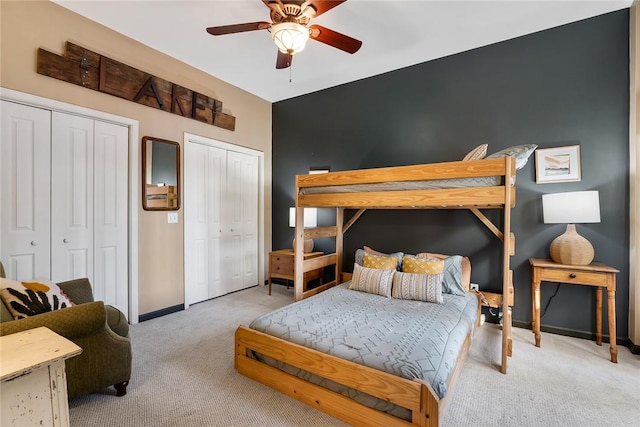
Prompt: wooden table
<box><xmin>1</xmin><ymin>326</ymin><xmax>82</xmax><ymax>426</ymax></box>
<box><xmin>268</xmin><ymin>249</ymin><xmax>323</xmax><ymax>295</ymax></box>
<box><xmin>529</xmin><ymin>257</ymin><xmax>619</xmax><ymax>363</ymax></box>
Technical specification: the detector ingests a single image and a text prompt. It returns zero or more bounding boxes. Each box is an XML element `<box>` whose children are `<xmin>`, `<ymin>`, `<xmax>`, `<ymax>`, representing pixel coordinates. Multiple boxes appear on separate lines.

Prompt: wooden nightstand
<box><xmin>529</xmin><ymin>257</ymin><xmax>619</xmax><ymax>363</ymax></box>
<box><xmin>268</xmin><ymin>249</ymin><xmax>323</xmax><ymax>295</ymax></box>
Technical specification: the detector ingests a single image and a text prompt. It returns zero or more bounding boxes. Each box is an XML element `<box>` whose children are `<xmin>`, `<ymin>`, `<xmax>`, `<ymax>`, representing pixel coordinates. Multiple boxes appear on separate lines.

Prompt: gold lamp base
<box><xmin>549</xmin><ymin>224</ymin><xmax>594</xmax><ymax>265</ymax></box>
<box><xmin>292</xmin><ymin>238</ymin><xmax>314</xmax><ymax>253</ymax></box>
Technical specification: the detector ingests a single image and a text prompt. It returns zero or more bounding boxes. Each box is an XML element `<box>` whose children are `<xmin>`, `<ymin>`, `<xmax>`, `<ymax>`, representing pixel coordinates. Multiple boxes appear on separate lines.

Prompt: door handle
<box><xmin>30</xmin><ymin>241</ymin><xmax>37</xmax><ymax>246</ymax></box>
<box><xmin>63</xmin><ymin>238</ymin><xmax>69</xmax><ymax>243</ymax></box>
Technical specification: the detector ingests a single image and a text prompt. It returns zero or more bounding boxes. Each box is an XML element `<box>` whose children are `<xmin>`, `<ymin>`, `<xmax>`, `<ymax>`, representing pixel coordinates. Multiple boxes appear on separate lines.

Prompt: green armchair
<box><xmin>0</xmin><ymin>276</ymin><xmax>132</xmax><ymax>399</ymax></box>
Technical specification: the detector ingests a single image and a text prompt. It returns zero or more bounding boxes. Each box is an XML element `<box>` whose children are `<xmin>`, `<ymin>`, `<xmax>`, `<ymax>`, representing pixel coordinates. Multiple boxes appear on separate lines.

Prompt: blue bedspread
<box><xmin>249</xmin><ymin>283</ymin><xmax>478</xmax><ymax>417</ymax></box>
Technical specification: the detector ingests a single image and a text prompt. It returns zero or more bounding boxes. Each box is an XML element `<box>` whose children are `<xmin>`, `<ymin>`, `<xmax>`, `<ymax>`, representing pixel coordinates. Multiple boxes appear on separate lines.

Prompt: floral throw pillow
<box><xmin>0</xmin><ymin>278</ymin><xmax>74</xmax><ymax>320</ymax></box>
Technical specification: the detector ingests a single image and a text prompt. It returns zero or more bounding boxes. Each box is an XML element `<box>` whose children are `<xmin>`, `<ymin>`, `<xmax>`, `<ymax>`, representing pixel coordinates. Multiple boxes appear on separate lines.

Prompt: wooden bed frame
<box><xmin>235</xmin><ymin>157</ymin><xmax>516</xmax><ymax>426</ymax></box>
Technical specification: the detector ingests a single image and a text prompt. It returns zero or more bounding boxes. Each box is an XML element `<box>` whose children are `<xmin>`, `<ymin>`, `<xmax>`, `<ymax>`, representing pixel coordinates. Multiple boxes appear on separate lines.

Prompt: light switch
<box><xmin>167</xmin><ymin>212</ymin><xmax>178</xmax><ymax>224</ymax></box>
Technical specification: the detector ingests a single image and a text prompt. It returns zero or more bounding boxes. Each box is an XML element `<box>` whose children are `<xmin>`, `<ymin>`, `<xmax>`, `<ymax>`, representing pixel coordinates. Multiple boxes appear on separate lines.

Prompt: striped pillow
<box><xmin>392</xmin><ymin>271</ymin><xmax>444</xmax><ymax>304</ymax></box>
<box><xmin>349</xmin><ymin>264</ymin><xmax>394</xmax><ymax>297</ymax></box>
<box><xmin>462</xmin><ymin>143</ymin><xmax>488</xmax><ymax>161</ymax></box>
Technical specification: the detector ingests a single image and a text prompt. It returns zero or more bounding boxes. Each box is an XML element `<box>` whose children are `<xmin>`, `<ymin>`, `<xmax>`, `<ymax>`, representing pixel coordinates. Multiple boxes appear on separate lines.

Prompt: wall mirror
<box><xmin>142</xmin><ymin>136</ymin><xmax>180</xmax><ymax>211</ymax></box>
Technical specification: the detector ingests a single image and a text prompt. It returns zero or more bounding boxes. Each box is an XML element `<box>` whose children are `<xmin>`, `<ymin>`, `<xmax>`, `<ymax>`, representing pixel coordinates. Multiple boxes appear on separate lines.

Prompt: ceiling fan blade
<box><xmin>307</xmin><ymin>1</ymin><xmax>347</xmax><ymax>18</ymax></box>
<box><xmin>309</xmin><ymin>24</ymin><xmax>362</xmax><ymax>54</ymax></box>
<box><xmin>206</xmin><ymin>22</ymin><xmax>270</xmax><ymax>36</ymax></box>
<box><xmin>276</xmin><ymin>50</ymin><xmax>293</xmax><ymax>69</ymax></box>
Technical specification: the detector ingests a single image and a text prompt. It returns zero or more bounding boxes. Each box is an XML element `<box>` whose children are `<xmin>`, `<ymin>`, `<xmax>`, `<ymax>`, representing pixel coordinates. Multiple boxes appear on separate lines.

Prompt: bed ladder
<box><xmin>470</xmin><ymin>193</ymin><xmax>514</xmax><ymax>374</ymax></box>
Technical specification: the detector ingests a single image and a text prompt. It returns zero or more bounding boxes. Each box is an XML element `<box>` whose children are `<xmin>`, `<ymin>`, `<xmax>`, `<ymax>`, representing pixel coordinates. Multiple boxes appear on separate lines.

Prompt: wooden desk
<box><xmin>529</xmin><ymin>257</ymin><xmax>619</xmax><ymax>363</ymax></box>
<box><xmin>268</xmin><ymin>249</ymin><xmax>323</xmax><ymax>295</ymax></box>
<box><xmin>1</xmin><ymin>327</ymin><xmax>82</xmax><ymax>426</ymax></box>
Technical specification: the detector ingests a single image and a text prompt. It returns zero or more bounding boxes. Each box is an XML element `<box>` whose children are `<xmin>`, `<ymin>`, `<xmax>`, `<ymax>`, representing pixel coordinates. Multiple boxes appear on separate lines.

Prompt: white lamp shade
<box><xmin>271</xmin><ymin>22</ymin><xmax>309</xmax><ymax>54</ymax></box>
<box><xmin>289</xmin><ymin>207</ymin><xmax>317</xmax><ymax>228</ymax></box>
<box><xmin>542</xmin><ymin>191</ymin><xmax>600</xmax><ymax>224</ymax></box>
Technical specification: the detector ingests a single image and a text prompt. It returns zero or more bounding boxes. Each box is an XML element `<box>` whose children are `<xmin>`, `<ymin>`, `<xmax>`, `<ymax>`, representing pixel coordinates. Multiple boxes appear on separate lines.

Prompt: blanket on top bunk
<box><xmin>299</xmin><ymin>176</ymin><xmax>501</xmax><ymax>195</ymax></box>
<box><xmin>249</xmin><ymin>283</ymin><xmax>478</xmax><ymax>419</ymax></box>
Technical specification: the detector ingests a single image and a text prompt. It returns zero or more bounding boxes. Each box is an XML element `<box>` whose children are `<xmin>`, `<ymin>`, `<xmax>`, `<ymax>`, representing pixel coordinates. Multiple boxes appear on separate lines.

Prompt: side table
<box><xmin>529</xmin><ymin>257</ymin><xmax>619</xmax><ymax>363</ymax></box>
<box><xmin>1</xmin><ymin>327</ymin><xmax>82</xmax><ymax>426</ymax></box>
<box><xmin>268</xmin><ymin>249</ymin><xmax>324</xmax><ymax>295</ymax></box>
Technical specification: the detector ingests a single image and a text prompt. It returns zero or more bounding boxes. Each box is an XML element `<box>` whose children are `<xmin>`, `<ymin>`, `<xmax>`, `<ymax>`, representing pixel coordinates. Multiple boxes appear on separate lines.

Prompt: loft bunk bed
<box><xmin>235</xmin><ymin>156</ymin><xmax>518</xmax><ymax>427</ymax></box>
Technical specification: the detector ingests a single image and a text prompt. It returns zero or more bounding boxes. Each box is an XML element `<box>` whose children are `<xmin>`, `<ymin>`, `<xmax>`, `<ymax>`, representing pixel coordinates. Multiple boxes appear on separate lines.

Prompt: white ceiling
<box><xmin>54</xmin><ymin>1</ymin><xmax>632</xmax><ymax>103</ymax></box>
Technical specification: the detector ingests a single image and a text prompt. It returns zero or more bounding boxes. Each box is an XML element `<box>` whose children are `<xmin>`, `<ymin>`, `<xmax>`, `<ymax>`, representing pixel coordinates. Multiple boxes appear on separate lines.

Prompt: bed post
<box><xmin>336</xmin><ymin>208</ymin><xmax>344</xmax><ymax>283</ymax></box>
<box><xmin>500</xmin><ymin>157</ymin><xmax>515</xmax><ymax>374</ymax></box>
<box><xmin>294</xmin><ymin>204</ymin><xmax>305</xmax><ymax>301</ymax></box>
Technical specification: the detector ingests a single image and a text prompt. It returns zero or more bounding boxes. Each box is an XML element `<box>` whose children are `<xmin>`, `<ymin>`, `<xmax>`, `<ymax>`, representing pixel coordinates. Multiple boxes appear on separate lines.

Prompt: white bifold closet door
<box><xmin>185</xmin><ymin>141</ymin><xmax>259</xmax><ymax>305</ymax></box>
<box><xmin>1</xmin><ymin>101</ymin><xmax>128</xmax><ymax>315</ymax></box>
<box><xmin>0</xmin><ymin>102</ymin><xmax>52</xmax><ymax>280</ymax></box>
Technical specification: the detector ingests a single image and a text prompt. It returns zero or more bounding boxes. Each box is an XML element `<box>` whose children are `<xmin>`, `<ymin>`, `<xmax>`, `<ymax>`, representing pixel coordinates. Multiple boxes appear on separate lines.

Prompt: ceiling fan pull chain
<box><xmin>289</xmin><ymin>64</ymin><xmax>292</xmax><ymax>83</ymax></box>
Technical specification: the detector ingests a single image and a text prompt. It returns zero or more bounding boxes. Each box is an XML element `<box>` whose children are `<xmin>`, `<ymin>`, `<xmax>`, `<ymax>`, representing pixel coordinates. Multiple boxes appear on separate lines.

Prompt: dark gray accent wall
<box><xmin>272</xmin><ymin>10</ymin><xmax>630</xmax><ymax>339</ymax></box>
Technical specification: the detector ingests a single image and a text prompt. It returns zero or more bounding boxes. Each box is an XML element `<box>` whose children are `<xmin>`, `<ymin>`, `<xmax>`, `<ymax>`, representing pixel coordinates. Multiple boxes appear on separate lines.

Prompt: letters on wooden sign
<box><xmin>37</xmin><ymin>42</ymin><xmax>235</xmax><ymax>131</ymax></box>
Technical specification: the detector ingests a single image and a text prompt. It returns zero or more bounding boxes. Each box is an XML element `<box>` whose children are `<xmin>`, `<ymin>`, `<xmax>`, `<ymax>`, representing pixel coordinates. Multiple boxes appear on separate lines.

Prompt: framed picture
<box><xmin>535</xmin><ymin>145</ymin><xmax>581</xmax><ymax>184</ymax></box>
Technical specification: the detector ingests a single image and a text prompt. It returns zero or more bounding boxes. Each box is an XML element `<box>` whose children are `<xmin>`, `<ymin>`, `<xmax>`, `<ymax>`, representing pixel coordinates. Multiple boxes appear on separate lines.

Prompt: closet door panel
<box><xmin>224</xmin><ymin>152</ymin><xmax>244</xmax><ymax>294</ymax></box>
<box><xmin>226</xmin><ymin>151</ymin><xmax>258</xmax><ymax>292</ymax></box>
<box><xmin>185</xmin><ymin>142</ymin><xmax>209</xmax><ymax>304</ymax></box>
<box><xmin>0</xmin><ymin>101</ymin><xmax>51</xmax><ymax>280</ymax></box>
<box><xmin>185</xmin><ymin>143</ymin><xmax>226</xmax><ymax>303</ymax></box>
<box><xmin>207</xmin><ymin>147</ymin><xmax>225</xmax><ymax>298</ymax></box>
<box><xmin>51</xmin><ymin>112</ymin><xmax>94</xmax><ymax>283</ymax></box>
<box><xmin>93</xmin><ymin>120</ymin><xmax>128</xmax><ymax>314</ymax></box>
<box><xmin>240</xmin><ymin>153</ymin><xmax>259</xmax><ymax>288</ymax></box>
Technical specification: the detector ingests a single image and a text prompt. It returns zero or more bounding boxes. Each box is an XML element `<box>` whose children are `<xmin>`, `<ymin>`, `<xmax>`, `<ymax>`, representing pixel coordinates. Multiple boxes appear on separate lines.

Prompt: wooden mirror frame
<box><xmin>141</xmin><ymin>136</ymin><xmax>180</xmax><ymax>211</ymax></box>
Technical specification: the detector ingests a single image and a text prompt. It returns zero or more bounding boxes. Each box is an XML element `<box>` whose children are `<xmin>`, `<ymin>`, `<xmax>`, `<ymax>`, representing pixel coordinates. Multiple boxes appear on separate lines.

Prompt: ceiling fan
<box><xmin>206</xmin><ymin>0</ymin><xmax>362</xmax><ymax>69</ymax></box>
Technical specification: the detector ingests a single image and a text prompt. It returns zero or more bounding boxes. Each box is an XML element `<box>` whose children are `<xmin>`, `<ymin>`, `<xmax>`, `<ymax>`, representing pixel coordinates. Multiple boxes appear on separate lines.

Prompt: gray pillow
<box><xmin>409</xmin><ymin>253</ymin><xmax>467</xmax><ymax>296</ymax></box>
<box><xmin>440</xmin><ymin>255</ymin><xmax>467</xmax><ymax>296</ymax></box>
<box><xmin>486</xmin><ymin>144</ymin><xmax>538</xmax><ymax>170</ymax></box>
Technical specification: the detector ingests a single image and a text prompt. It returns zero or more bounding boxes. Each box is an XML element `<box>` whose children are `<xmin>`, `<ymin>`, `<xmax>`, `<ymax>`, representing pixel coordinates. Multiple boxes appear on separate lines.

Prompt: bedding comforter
<box><xmin>299</xmin><ymin>176</ymin><xmax>502</xmax><ymax>195</ymax></box>
<box><xmin>248</xmin><ymin>283</ymin><xmax>478</xmax><ymax>419</ymax></box>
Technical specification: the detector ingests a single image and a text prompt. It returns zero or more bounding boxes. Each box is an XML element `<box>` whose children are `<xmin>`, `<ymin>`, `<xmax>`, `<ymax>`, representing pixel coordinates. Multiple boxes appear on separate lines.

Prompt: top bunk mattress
<box><xmin>249</xmin><ymin>283</ymin><xmax>478</xmax><ymax>400</ymax></box>
<box><xmin>299</xmin><ymin>175</ymin><xmax>502</xmax><ymax>195</ymax></box>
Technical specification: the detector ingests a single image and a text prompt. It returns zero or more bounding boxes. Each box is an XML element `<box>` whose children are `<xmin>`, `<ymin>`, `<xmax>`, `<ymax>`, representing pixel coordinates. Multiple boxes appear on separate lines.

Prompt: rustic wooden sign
<box><xmin>37</xmin><ymin>42</ymin><xmax>235</xmax><ymax>131</ymax></box>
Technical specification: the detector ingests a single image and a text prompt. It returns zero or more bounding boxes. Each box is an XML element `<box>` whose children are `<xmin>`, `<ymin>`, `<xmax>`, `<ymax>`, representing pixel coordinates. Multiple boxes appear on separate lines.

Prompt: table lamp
<box><xmin>542</xmin><ymin>191</ymin><xmax>600</xmax><ymax>265</ymax></box>
<box><xmin>289</xmin><ymin>207</ymin><xmax>317</xmax><ymax>252</ymax></box>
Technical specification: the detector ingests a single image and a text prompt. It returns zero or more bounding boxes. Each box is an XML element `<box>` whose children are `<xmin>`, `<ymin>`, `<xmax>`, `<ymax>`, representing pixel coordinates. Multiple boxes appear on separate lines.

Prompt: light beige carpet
<box><xmin>69</xmin><ymin>284</ymin><xmax>640</xmax><ymax>426</ymax></box>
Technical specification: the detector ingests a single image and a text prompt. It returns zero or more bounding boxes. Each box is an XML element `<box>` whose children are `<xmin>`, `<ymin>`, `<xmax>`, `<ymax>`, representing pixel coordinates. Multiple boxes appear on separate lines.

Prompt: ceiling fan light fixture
<box><xmin>271</xmin><ymin>22</ymin><xmax>309</xmax><ymax>55</ymax></box>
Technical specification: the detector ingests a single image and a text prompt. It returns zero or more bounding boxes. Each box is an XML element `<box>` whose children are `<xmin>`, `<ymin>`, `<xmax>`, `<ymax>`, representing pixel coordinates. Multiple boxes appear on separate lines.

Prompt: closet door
<box><xmin>93</xmin><ymin>120</ymin><xmax>128</xmax><ymax>311</ymax></box>
<box><xmin>185</xmin><ymin>142</ymin><xmax>226</xmax><ymax>303</ymax></box>
<box><xmin>51</xmin><ymin>112</ymin><xmax>94</xmax><ymax>282</ymax></box>
<box><xmin>185</xmin><ymin>140</ymin><xmax>259</xmax><ymax>304</ymax></box>
<box><xmin>1</xmin><ymin>99</ymin><xmax>130</xmax><ymax>316</ymax></box>
<box><xmin>0</xmin><ymin>101</ymin><xmax>51</xmax><ymax>280</ymax></box>
<box><xmin>226</xmin><ymin>151</ymin><xmax>258</xmax><ymax>292</ymax></box>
